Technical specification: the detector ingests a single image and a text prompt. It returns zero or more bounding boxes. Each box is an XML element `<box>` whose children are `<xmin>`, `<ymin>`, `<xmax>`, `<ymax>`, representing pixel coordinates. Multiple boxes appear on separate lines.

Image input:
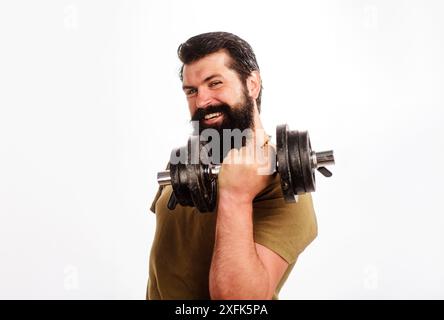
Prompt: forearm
<box><xmin>209</xmin><ymin>191</ymin><xmax>271</xmax><ymax>300</ymax></box>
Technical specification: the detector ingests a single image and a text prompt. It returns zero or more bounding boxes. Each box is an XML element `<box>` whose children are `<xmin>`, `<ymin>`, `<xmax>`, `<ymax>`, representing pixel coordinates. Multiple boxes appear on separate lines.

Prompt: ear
<box><xmin>246</xmin><ymin>70</ymin><xmax>261</xmax><ymax>100</ymax></box>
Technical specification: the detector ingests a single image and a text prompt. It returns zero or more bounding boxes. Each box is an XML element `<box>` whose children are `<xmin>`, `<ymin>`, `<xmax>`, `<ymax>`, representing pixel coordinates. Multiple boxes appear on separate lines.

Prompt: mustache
<box><xmin>191</xmin><ymin>104</ymin><xmax>231</xmax><ymax>121</ymax></box>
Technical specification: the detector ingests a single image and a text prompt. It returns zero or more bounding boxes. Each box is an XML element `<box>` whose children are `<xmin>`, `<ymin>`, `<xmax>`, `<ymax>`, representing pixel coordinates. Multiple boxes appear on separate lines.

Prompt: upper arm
<box><xmin>252</xmin><ymin>192</ymin><xmax>318</xmax><ymax>298</ymax></box>
<box><xmin>255</xmin><ymin>242</ymin><xmax>289</xmax><ymax>299</ymax></box>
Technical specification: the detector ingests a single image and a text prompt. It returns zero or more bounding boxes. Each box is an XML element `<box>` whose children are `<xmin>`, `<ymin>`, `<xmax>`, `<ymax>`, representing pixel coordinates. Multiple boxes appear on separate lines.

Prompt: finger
<box><xmin>224</xmin><ymin>148</ymin><xmax>238</xmax><ymax>164</ymax></box>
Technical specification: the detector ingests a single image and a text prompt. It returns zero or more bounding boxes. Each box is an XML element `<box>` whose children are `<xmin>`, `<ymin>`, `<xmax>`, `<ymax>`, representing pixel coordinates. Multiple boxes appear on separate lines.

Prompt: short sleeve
<box><xmin>149</xmin><ymin>186</ymin><xmax>164</xmax><ymax>214</ymax></box>
<box><xmin>252</xmin><ymin>190</ymin><xmax>318</xmax><ymax>264</ymax></box>
<box><xmin>149</xmin><ymin>162</ymin><xmax>170</xmax><ymax>214</ymax></box>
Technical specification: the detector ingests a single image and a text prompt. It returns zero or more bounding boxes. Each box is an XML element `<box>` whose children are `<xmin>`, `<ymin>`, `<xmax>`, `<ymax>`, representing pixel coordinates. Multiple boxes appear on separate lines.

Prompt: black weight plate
<box><xmin>288</xmin><ymin>130</ymin><xmax>306</xmax><ymax>195</ymax></box>
<box><xmin>199</xmin><ymin>145</ymin><xmax>217</xmax><ymax>212</ymax></box>
<box><xmin>186</xmin><ymin>164</ymin><xmax>207</xmax><ymax>212</ymax></box>
<box><xmin>169</xmin><ymin>147</ymin><xmax>193</xmax><ymax>207</ymax></box>
<box><xmin>196</xmin><ymin>164</ymin><xmax>217</xmax><ymax>213</ymax></box>
<box><xmin>187</xmin><ymin>141</ymin><xmax>217</xmax><ymax>213</ymax></box>
<box><xmin>276</xmin><ymin>124</ymin><xmax>296</xmax><ymax>202</ymax></box>
<box><xmin>298</xmin><ymin>131</ymin><xmax>316</xmax><ymax>193</ymax></box>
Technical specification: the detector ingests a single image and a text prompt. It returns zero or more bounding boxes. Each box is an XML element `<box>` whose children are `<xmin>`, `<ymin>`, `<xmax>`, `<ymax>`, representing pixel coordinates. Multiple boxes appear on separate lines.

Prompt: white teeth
<box><xmin>204</xmin><ymin>112</ymin><xmax>221</xmax><ymax>120</ymax></box>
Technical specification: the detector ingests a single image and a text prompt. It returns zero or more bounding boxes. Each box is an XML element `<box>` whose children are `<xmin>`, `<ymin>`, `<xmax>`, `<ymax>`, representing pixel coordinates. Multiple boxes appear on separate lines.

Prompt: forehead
<box><xmin>182</xmin><ymin>50</ymin><xmax>237</xmax><ymax>84</ymax></box>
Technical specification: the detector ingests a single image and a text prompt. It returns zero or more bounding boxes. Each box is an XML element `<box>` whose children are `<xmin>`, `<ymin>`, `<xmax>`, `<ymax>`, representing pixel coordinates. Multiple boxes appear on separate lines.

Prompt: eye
<box><xmin>209</xmin><ymin>81</ymin><xmax>222</xmax><ymax>87</ymax></box>
<box><xmin>185</xmin><ymin>88</ymin><xmax>197</xmax><ymax>96</ymax></box>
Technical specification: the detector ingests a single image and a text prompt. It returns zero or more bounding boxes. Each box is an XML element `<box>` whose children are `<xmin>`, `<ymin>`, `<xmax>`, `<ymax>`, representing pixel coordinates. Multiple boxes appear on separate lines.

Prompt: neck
<box><xmin>252</xmin><ymin>107</ymin><xmax>270</xmax><ymax>145</ymax></box>
<box><xmin>253</xmin><ymin>110</ymin><xmax>264</xmax><ymax>131</ymax></box>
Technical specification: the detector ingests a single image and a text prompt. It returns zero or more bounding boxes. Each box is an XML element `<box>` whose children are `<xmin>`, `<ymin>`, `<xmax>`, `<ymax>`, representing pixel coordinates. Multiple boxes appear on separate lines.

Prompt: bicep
<box><xmin>255</xmin><ymin>242</ymin><xmax>289</xmax><ymax>299</ymax></box>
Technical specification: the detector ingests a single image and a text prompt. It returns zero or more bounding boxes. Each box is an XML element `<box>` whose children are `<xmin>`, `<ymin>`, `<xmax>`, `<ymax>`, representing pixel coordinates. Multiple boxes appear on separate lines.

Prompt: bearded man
<box><xmin>147</xmin><ymin>32</ymin><xmax>317</xmax><ymax>300</ymax></box>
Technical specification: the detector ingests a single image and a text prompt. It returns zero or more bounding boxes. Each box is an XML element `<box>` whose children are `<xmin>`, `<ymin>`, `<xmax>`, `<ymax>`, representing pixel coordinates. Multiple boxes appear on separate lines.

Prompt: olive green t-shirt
<box><xmin>147</xmin><ymin>172</ymin><xmax>318</xmax><ymax>300</ymax></box>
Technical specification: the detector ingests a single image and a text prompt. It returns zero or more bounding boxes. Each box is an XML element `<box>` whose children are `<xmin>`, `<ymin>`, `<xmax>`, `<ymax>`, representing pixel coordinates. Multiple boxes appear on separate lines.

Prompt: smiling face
<box><xmin>182</xmin><ymin>50</ymin><xmax>258</xmax><ymax>133</ymax></box>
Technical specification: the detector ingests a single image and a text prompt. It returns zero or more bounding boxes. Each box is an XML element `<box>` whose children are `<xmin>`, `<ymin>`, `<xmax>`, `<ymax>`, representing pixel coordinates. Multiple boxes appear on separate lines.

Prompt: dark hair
<box><xmin>177</xmin><ymin>32</ymin><xmax>263</xmax><ymax>112</ymax></box>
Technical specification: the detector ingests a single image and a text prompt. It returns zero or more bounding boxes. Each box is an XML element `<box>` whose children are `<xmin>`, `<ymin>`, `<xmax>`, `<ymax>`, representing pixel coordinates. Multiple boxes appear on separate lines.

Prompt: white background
<box><xmin>1</xmin><ymin>0</ymin><xmax>443</xmax><ymax>299</ymax></box>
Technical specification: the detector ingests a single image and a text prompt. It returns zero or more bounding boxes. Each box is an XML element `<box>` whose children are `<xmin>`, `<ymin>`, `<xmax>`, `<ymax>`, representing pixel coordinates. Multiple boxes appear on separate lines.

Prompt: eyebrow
<box><xmin>182</xmin><ymin>74</ymin><xmax>223</xmax><ymax>91</ymax></box>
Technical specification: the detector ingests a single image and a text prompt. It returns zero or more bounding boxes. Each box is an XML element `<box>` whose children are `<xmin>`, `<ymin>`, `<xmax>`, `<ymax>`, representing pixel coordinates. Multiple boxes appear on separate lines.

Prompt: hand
<box><xmin>218</xmin><ymin>135</ymin><xmax>275</xmax><ymax>205</ymax></box>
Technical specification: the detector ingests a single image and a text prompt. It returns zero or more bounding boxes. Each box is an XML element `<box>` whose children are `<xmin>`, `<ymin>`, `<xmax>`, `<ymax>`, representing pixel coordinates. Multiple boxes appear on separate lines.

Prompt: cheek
<box><xmin>227</xmin><ymin>82</ymin><xmax>245</xmax><ymax>102</ymax></box>
<box><xmin>215</xmin><ymin>89</ymin><xmax>237</xmax><ymax>106</ymax></box>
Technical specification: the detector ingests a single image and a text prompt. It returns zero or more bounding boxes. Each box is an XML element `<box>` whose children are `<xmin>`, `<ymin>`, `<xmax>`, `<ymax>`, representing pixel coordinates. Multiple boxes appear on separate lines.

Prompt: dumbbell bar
<box><xmin>158</xmin><ymin>151</ymin><xmax>333</xmax><ymax>187</ymax></box>
<box><xmin>157</xmin><ymin>124</ymin><xmax>335</xmax><ymax>213</ymax></box>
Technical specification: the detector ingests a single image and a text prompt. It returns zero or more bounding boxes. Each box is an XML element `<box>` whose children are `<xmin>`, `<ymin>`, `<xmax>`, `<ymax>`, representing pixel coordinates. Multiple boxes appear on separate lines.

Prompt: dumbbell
<box><xmin>157</xmin><ymin>124</ymin><xmax>335</xmax><ymax>213</ymax></box>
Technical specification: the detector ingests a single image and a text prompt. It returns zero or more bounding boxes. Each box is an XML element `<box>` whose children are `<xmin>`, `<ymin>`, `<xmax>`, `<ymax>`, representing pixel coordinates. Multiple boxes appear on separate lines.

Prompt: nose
<box><xmin>195</xmin><ymin>87</ymin><xmax>213</xmax><ymax>109</ymax></box>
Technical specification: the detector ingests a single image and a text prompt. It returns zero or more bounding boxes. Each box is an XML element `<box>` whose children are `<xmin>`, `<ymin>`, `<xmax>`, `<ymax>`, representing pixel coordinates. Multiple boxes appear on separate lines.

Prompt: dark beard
<box><xmin>191</xmin><ymin>91</ymin><xmax>255</xmax><ymax>163</ymax></box>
